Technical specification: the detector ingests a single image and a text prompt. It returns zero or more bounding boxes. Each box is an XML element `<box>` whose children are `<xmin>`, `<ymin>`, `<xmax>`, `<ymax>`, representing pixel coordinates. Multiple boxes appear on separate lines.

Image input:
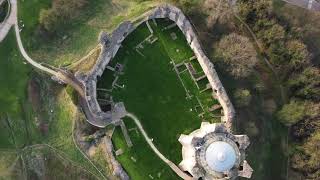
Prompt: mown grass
<box><xmin>112</xmin><ymin>117</ymin><xmax>178</xmax><ymax>179</ymax></box>
<box><xmin>98</xmin><ymin>19</ymin><xmax>220</xmax><ymax>179</ymax></box>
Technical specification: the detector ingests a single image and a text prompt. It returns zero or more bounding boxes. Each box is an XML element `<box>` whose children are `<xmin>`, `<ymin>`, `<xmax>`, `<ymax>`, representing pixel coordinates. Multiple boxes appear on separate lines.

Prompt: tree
<box><xmin>39</xmin><ymin>9</ymin><xmax>59</xmax><ymax>32</ymax></box>
<box><xmin>288</xmin><ymin>67</ymin><xmax>320</xmax><ymax>101</ymax></box>
<box><xmin>217</xmin><ymin>33</ymin><xmax>258</xmax><ymax>79</ymax></box>
<box><xmin>172</xmin><ymin>0</ymin><xmax>199</xmax><ymax>14</ymax></box>
<box><xmin>201</xmin><ymin>0</ymin><xmax>233</xmax><ymax>27</ymax></box>
<box><xmin>39</xmin><ymin>0</ymin><xmax>87</xmax><ymax>33</ymax></box>
<box><xmin>286</xmin><ymin>40</ymin><xmax>310</xmax><ymax>69</ymax></box>
<box><xmin>233</xmin><ymin>88</ymin><xmax>252</xmax><ymax>107</ymax></box>
<box><xmin>277</xmin><ymin>100</ymin><xmax>318</xmax><ymax>126</ymax></box>
<box><xmin>257</xmin><ymin>24</ymin><xmax>285</xmax><ymax>47</ymax></box>
<box><xmin>237</xmin><ymin>0</ymin><xmax>272</xmax><ymax>26</ymax></box>
<box><xmin>291</xmin><ymin>132</ymin><xmax>320</xmax><ymax>179</ymax></box>
<box><xmin>291</xmin><ymin>116</ymin><xmax>320</xmax><ymax>140</ymax></box>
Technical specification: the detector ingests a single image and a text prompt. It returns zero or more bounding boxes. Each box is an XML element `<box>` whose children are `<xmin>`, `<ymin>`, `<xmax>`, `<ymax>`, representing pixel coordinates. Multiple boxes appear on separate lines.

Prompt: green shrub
<box><xmin>39</xmin><ymin>0</ymin><xmax>88</xmax><ymax>33</ymax></box>
<box><xmin>233</xmin><ymin>88</ymin><xmax>252</xmax><ymax>107</ymax></box>
<box><xmin>277</xmin><ymin>100</ymin><xmax>318</xmax><ymax>126</ymax></box>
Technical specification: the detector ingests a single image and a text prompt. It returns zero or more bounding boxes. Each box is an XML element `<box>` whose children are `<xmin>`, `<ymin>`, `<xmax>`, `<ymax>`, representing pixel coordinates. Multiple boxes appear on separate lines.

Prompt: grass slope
<box><xmin>0</xmin><ymin>31</ymin><xmax>105</xmax><ymax>179</ymax></box>
<box><xmin>0</xmin><ymin>29</ymin><xmax>33</xmax><ymax>149</ymax></box>
<box><xmin>19</xmin><ymin>0</ymin><xmax>161</xmax><ymax>66</ymax></box>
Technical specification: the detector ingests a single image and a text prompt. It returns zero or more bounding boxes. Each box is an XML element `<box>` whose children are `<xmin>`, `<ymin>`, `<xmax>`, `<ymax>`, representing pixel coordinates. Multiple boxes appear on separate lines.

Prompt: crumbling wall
<box><xmin>80</xmin><ymin>4</ymin><xmax>235</xmax><ymax>131</ymax></box>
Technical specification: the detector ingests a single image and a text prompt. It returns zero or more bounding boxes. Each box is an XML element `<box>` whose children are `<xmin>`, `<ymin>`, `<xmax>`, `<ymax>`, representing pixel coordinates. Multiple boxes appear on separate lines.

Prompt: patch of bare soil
<box><xmin>69</xmin><ymin>45</ymin><xmax>102</xmax><ymax>74</ymax></box>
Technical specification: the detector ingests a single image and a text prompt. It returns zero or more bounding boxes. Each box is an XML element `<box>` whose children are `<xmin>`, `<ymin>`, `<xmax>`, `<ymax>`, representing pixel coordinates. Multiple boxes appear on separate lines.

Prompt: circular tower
<box><xmin>178</xmin><ymin>122</ymin><xmax>253</xmax><ymax>179</ymax></box>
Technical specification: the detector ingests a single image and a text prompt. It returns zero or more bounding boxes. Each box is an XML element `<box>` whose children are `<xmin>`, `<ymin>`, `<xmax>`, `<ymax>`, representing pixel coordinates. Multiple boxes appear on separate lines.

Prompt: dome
<box><xmin>205</xmin><ymin>141</ymin><xmax>237</xmax><ymax>172</ymax></box>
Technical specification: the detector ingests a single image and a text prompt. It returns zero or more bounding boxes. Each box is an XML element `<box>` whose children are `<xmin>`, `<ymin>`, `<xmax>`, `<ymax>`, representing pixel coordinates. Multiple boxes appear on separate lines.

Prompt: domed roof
<box><xmin>205</xmin><ymin>141</ymin><xmax>237</xmax><ymax>172</ymax></box>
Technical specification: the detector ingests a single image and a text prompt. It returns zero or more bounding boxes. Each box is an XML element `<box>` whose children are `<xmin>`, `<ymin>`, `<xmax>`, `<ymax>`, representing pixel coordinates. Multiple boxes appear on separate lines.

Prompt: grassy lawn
<box><xmin>0</xmin><ymin>31</ymin><xmax>105</xmax><ymax>179</ymax></box>
<box><xmin>18</xmin><ymin>0</ymin><xmax>161</xmax><ymax>66</ymax></box>
<box><xmin>0</xmin><ymin>29</ymin><xmax>34</xmax><ymax>149</ymax></box>
<box><xmin>112</xmin><ymin>117</ymin><xmax>178</xmax><ymax>179</ymax></box>
<box><xmin>98</xmin><ymin>19</ymin><xmax>221</xmax><ymax>179</ymax></box>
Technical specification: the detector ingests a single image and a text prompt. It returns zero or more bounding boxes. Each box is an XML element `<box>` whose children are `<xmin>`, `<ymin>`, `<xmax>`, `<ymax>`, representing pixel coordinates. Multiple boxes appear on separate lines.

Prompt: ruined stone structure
<box><xmin>179</xmin><ymin>122</ymin><xmax>253</xmax><ymax>179</ymax></box>
<box><xmin>78</xmin><ymin>4</ymin><xmax>235</xmax><ymax>130</ymax></box>
<box><xmin>75</xmin><ymin>4</ymin><xmax>251</xmax><ymax>180</ymax></box>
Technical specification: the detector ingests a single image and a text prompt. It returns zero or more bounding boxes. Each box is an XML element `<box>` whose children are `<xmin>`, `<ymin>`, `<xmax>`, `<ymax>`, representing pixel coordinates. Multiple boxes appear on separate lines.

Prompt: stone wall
<box><xmin>80</xmin><ymin>4</ymin><xmax>235</xmax><ymax>131</ymax></box>
<box><xmin>76</xmin><ymin>22</ymin><xmax>134</xmax><ymax>127</ymax></box>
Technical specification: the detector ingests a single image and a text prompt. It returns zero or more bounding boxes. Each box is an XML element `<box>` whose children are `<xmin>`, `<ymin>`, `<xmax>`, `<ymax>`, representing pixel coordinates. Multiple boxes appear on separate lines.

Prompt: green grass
<box><xmin>112</xmin><ymin>118</ymin><xmax>177</xmax><ymax>179</ymax></box>
<box><xmin>0</xmin><ymin>30</ymin><xmax>35</xmax><ymax>149</ymax></box>
<box><xmin>0</xmin><ymin>0</ymin><xmax>165</xmax><ymax>179</ymax></box>
<box><xmin>21</xmin><ymin>146</ymin><xmax>97</xmax><ymax>180</ymax></box>
<box><xmin>98</xmin><ymin>19</ymin><xmax>220</xmax><ymax>179</ymax></box>
<box><xmin>0</xmin><ymin>30</ymin><xmax>106</xmax><ymax>178</ymax></box>
<box><xmin>153</xmin><ymin>19</ymin><xmax>194</xmax><ymax>63</ymax></box>
<box><xmin>18</xmin><ymin>0</ymin><xmax>161</xmax><ymax>66</ymax></box>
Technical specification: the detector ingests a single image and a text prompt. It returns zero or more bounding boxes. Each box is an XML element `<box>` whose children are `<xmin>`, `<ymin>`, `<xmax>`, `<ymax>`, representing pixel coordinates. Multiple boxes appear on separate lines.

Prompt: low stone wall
<box><xmin>103</xmin><ymin>137</ymin><xmax>129</xmax><ymax>180</ymax></box>
<box><xmin>80</xmin><ymin>4</ymin><xmax>235</xmax><ymax>131</ymax></box>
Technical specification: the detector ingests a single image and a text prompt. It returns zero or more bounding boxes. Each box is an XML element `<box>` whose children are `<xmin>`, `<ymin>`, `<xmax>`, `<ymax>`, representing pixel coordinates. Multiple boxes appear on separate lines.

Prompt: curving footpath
<box><xmin>126</xmin><ymin>113</ymin><xmax>194</xmax><ymax>180</ymax></box>
<box><xmin>0</xmin><ymin>0</ymin><xmax>14</xmax><ymax>42</ymax></box>
<box><xmin>0</xmin><ymin>0</ymin><xmax>85</xmax><ymax>98</ymax></box>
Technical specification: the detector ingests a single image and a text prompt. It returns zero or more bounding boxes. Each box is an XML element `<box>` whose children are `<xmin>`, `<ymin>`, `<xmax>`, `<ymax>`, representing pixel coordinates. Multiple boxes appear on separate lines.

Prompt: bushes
<box><xmin>39</xmin><ymin>0</ymin><xmax>88</xmax><ymax>34</ymax></box>
<box><xmin>201</xmin><ymin>0</ymin><xmax>233</xmax><ymax>27</ymax></box>
<box><xmin>290</xmin><ymin>131</ymin><xmax>320</xmax><ymax>178</ymax></box>
<box><xmin>233</xmin><ymin>88</ymin><xmax>252</xmax><ymax>107</ymax></box>
<box><xmin>237</xmin><ymin>0</ymin><xmax>311</xmax><ymax>74</ymax></box>
<box><xmin>236</xmin><ymin>1</ymin><xmax>319</xmax><ymax>176</ymax></box>
<box><xmin>276</xmin><ymin>100</ymin><xmax>317</xmax><ymax>126</ymax></box>
<box><xmin>286</xmin><ymin>40</ymin><xmax>310</xmax><ymax>69</ymax></box>
<box><xmin>288</xmin><ymin>67</ymin><xmax>320</xmax><ymax>101</ymax></box>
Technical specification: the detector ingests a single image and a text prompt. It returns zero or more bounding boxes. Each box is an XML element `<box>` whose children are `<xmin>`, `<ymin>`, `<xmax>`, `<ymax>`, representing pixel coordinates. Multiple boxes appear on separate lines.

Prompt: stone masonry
<box><xmin>78</xmin><ymin>4</ymin><xmax>235</xmax><ymax>131</ymax></box>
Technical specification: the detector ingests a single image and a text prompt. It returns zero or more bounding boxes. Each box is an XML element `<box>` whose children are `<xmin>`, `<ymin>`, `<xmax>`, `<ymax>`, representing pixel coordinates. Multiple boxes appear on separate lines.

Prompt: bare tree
<box><xmin>217</xmin><ymin>33</ymin><xmax>258</xmax><ymax>78</ymax></box>
<box><xmin>201</xmin><ymin>0</ymin><xmax>234</xmax><ymax>27</ymax></box>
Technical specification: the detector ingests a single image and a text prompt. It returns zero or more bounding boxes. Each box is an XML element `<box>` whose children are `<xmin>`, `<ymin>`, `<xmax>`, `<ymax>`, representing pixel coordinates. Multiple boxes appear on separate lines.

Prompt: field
<box><xmin>0</xmin><ymin>28</ymin><xmax>102</xmax><ymax>179</ymax></box>
<box><xmin>18</xmin><ymin>0</ymin><xmax>161</xmax><ymax>67</ymax></box>
<box><xmin>0</xmin><ymin>0</ymin><xmax>165</xmax><ymax>179</ymax></box>
<box><xmin>97</xmin><ymin>19</ymin><xmax>221</xmax><ymax>179</ymax></box>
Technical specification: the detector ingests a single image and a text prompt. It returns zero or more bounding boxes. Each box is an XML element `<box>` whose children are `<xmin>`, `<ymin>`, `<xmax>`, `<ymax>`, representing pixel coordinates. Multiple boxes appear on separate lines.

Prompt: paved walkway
<box><xmin>0</xmin><ymin>0</ymin><xmax>14</xmax><ymax>42</ymax></box>
<box><xmin>126</xmin><ymin>113</ymin><xmax>194</xmax><ymax>180</ymax></box>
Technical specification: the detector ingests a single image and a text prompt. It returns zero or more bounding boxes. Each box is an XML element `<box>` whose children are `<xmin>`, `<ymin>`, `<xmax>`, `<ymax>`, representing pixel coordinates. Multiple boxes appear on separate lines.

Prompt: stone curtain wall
<box><xmin>76</xmin><ymin>22</ymin><xmax>134</xmax><ymax>127</ymax></box>
<box><xmin>79</xmin><ymin>4</ymin><xmax>235</xmax><ymax>131</ymax></box>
